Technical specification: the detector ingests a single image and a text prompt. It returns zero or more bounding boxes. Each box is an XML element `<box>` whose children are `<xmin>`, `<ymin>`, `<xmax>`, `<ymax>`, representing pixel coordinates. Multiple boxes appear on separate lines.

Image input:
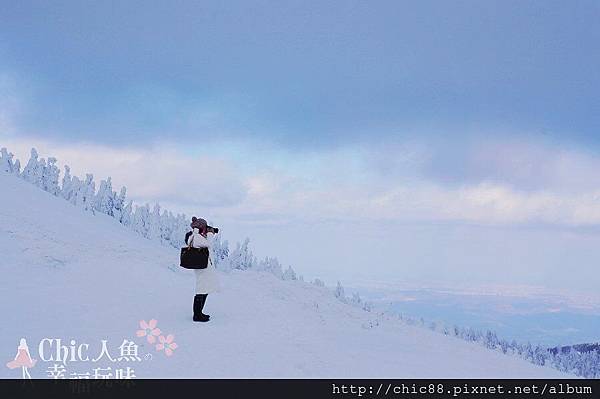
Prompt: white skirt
<box><xmin>194</xmin><ymin>260</ymin><xmax>220</xmax><ymax>294</ymax></box>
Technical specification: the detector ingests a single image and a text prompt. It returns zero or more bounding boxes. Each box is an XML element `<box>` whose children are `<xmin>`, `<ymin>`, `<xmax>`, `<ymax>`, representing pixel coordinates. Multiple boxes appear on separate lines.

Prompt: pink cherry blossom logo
<box><xmin>136</xmin><ymin>319</ymin><xmax>161</xmax><ymax>344</ymax></box>
<box><xmin>134</xmin><ymin>319</ymin><xmax>177</xmax><ymax>357</ymax></box>
<box><xmin>156</xmin><ymin>334</ymin><xmax>178</xmax><ymax>357</ymax></box>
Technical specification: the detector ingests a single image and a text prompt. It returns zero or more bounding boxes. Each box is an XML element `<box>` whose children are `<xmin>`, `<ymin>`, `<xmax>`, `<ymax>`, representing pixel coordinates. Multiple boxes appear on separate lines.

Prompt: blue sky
<box><xmin>2</xmin><ymin>1</ymin><xmax>600</xmax><ymax>293</ymax></box>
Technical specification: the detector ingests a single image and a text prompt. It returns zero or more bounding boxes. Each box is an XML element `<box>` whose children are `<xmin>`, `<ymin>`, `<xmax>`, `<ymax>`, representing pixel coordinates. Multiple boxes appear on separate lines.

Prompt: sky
<box><xmin>1</xmin><ymin>1</ymin><xmax>600</xmax><ymax>294</ymax></box>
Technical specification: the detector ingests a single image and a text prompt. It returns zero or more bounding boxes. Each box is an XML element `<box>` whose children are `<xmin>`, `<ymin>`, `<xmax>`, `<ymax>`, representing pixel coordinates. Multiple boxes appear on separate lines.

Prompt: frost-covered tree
<box><xmin>61</xmin><ymin>165</ymin><xmax>75</xmax><ymax>201</ymax></box>
<box><xmin>349</xmin><ymin>291</ymin><xmax>372</xmax><ymax>312</ymax></box>
<box><xmin>532</xmin><ymin>345</ymin><xmax>547</xmax><ymax>366</ymax></box>
<box><xmin>93</xmin><ymin>177</ymin><xmax>114</xmax><ymax>215</ymax></box>
<box><xmin>228</xmin><ymin>238</ymin><xmax>255</xmax><ymax>270</ymax></box>
<box><xmin>112</xmin><ymin>186</ymin><xmax>127</xmax><ymax>222</ymax></box>
<box><xmin>21</xmin><ymin>148</ymin><xmax>43</xmax><ymax>185</ymax></box>
<box><xmin>13</xmin><ymin>159</ymin><xmax>20</xmax><ymax>175</ymax></box>
<box><xmin>132</xmin><ymin>204</ymin><xmax>151</xmax><ymax>237</ymax></box>
<box><xmin>0</xmin><ymin>147</ymin><xmax>19</xmax><ymax>174</ymax></box>
<box><xmin>210</xmin><ymin>234</ymin><xmax>230</xmax><ymax>269</ymax></box>
<box><xmin>334</xmin><ymin>281</ymin><xmax>346</xmax><ymax>302</ymax></box>
<box><xmin>169</xmin><ymin>213</ymin><xmax>188</xmax><ymax>247</ymax></box>
<box><xmin>146</xmin><ymin>203</ymin><xmax>162</xmax><ymax>241</ymax></box>
<box><xmin>350</xmin><ymin>292</ymin><xmax>362</xmax><ymax>306</ymax></box>
<box><xmin>312</xmin><ymin>278</ymin><xmax>325</xmax><ymax>287</ymax></box>
<box><xmin>39</xmin><ymin>157</ymin><xmax>60</xmax><ymax>195</ymax></box>
<box><xmin>79</xmin><ymin>174</ymin><xmax>96</xmax><ymax>212</ymax></box>
<box><xmin>67</xmin><ymin>176</ymin><xmax>82</xmax><ymax>205</ymax></box>
<box><xmin>120</xmin><ymin>200</ymin><xmax>133</xmax><ymax>226</ymax></box>
<box><xmin>484</xmin><ymin>330</ymin><xmax>499</xmax><ymax>350</ymax></box>
<box><xmin>510</xmin><ymin>339</ymin><xmax>519</xmax><ymax>353</ymax></box>
<box><xmin>452</xmin><ymin>325</ymin><xmax>461</xmax><ymax>337</ymax></box>
<box><xmin>256</xmin><ymin>256</ymin><xmax>282</xmax><ymax>278</ymax></box>
<box><xmin>282</xmin><ymin>265</ymin><xmax>297</xmax><ymax>281</ymax></box>
<box><xmin>0</xmin><ymin>148</ymin><xmax>11</xmax><ymax>173</ymax></box>
<box><xmin>160</xmin><ymin>209</ymin><xmax>173</xmax><ymax>243</ymax></box>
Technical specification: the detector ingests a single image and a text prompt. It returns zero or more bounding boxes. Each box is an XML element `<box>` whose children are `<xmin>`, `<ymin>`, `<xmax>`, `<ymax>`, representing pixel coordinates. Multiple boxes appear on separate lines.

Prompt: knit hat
<box><xmin>190</xmin><ymin>216</ymin><xmax>207</xmax><ymax>230</ymax></box>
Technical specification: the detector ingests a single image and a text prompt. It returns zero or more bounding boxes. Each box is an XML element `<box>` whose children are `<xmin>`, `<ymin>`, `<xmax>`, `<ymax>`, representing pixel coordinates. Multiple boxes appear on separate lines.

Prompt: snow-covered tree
<box><xmin>532</xmin><ymin>345</ymin><xmax>547</xmax><ymax>366</ymax></box>
<box><xmin>282</xmin><ymin>265</ymin><xmax>297</xmax><ymax>281</ymax></box>
<box><xmin>147</xmin><ymin>203</ymin><xmax>162</xmax><ymax>241</ymax></box>
<box><xmin>312</xmin><ymin>278</ymin><xmax>325</xmax><ymax>287</ymax></box>
<box><xmin>132</xmin><ymin>204</ymin><xmax>151</xmax><ymax>237</ymax></box>
<box><xmin>94</xmin><ymin>177</ymin><xmax>114</xmax><ymax>215</ymax></box>
<box><xmin>228</xmin><ymin>238</ymin><xmax>255</xmax><ymax>270</ymax></box>
<box><xmin>484</xmin><ymin>330</ymin><xmax>499</xmax><ymax>350</ymax></box>
<box><xmin>61</xmin><ymin>165</ymin><xmax>75</xmax><ymax>201</ymax></box>
<box><xmin>21</xmin><ymin>148</ymin><xmax>43</xmax><ymax>185</ymax></box>
<box><xmin>0</xmin><ymin>147</ymin><xmax>18</xmax><ymax>174</ymax></box>
<box><xmin>348</xmin><ymin>291</ymin><xmax>372</xmax><ymax>311</ymax></box>
<box><xmin>255</xmin><ymin>256</ymin><xmax>283</xmax><ymax>278</ymax></box>
<box><xmin>40</xmin><ymin>157</ymin><xmax>60</xmax><ymax>196</ymax></box>
<box><xmin>350</xmin><ymin>292</ymin><xmax>362</xmax><ymax>306</ymax></box>
<box><xmin>169</xmin><ymin>213</ymin><xmax>188</xmax><ymax>247</ymax></box>
<box><xmin>79</xmin><ymin>174</ymin><xmax>96</xmax><ymax>212</ymax></box>
<box><xmin>120</xmin><ymin>200</ymin><xmax>133</xmax><ymax>226</ymax></box>
<box><xmin>68</xmin><ymin>176</ymin><xmax>82</xmax><ymax>205</ymax></box>
<box><xmin>112</xmin><ymin>186</ymin><xmax>127</xmax><ymax>222</ymax></box>
<box><xmin>209</xmin><ymin>232</ymin><xmax>229</xmax><ymax>268</ymax></box>
<box><xmin>334</xmin><ymin>281</ymin><xmax>346</xmax><ymax>303</ymax></box>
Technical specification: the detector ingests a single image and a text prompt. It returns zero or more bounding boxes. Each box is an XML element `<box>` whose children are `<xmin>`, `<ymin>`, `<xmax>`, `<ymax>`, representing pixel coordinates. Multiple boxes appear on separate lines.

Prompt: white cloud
<box><xmin>4</xmin><ymin>133</ymin><xmax>600</xmax><ymax>228</ymax></box>
<box><xmin>0</xmin><ymin>136</ymin><xmax>247</xmax><ymax>210</ymax></box>
<box><xmin>469</xmin><ymin>136</ymin><xmax>600</xmax><ymax>193</ymax></box>
<box><xmin>219</xmin><ymin>175</ymin><xmax>600</xmax><ymax>227</ymax></box>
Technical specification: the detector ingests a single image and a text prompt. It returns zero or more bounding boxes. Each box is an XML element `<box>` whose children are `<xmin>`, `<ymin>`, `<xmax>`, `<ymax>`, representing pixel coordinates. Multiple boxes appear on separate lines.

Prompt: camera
<box><xmin>206</xmin><ymin>226</ymin><xmax>219</xmax><ymax>234</ymax></box>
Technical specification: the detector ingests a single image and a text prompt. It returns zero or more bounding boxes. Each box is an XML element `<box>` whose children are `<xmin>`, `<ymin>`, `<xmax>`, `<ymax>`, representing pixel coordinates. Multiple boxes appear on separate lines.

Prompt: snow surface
<box><xmin>0</xmin><ymin>171</ymin><xmax>570</xmax><ymax>378</ymax></box>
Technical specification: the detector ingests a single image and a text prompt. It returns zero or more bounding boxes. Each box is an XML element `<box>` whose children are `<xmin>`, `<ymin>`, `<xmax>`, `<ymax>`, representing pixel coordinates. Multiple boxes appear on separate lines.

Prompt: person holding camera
<box><xmin>185</xmin><ymin>217</ymin><xmax>220</xmax><ymax>322</ymax></box>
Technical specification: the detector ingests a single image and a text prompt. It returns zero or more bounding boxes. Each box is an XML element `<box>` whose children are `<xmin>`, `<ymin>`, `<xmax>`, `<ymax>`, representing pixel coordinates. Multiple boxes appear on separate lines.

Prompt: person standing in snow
<box><xmin>185</xmin><ymin>217</ymin><xmax>220</xmax><ymax>322</ymax></box>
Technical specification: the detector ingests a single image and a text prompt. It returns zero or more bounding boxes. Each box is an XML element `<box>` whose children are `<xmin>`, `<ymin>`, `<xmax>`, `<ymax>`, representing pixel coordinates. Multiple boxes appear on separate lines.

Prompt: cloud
<box><xmin>221</xmin><ymin>175</ymin><xmax>600</xmax><ymax>227</ymax></box>
<box><xmin>464</xmin><ymin>136</ymin><xmax>600</xmax><ymax>193</ymax></box>
<box><xmin>0</xmin><ymin>136</ymin><xmax>247</xmax><ymax>209</ymax></box>
<box><xmin>368</xmin><ymin>182</ymin><xmax>600</xmax><ymax>226</ymax></box>
<box><xmin>4</xmin><ymin>133</ymin><xmax>600</xmax><ymax>229</ymax></box>
<box><xmin>208</xmin><ymin>136</ymin><xmax>600</xmax><ymax>228</ymax></box>
<box><xmin>359</xmin><ymin>132</ymin><xmax>600</xmax><ymax>191</ymax></box>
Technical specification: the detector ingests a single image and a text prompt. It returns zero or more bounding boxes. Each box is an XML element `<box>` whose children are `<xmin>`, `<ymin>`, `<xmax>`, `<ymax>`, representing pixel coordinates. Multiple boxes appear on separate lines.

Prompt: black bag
<box><xmin>180</xmin><ymin>235</ymin><xmax>209</xmax><ymax>269</ymax></box>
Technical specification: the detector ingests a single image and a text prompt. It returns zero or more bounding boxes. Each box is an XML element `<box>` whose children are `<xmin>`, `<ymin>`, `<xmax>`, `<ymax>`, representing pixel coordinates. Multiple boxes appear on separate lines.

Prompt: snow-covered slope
<box><xmin>0</xmin><ymin>171</ymin><xmax>570</xmax><ymax>378</ymax></box>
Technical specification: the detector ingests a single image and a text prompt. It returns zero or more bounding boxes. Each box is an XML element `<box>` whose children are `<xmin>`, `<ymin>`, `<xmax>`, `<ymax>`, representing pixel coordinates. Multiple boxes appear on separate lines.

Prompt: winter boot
<box><xmin>199</xmin><ymin>294</ymin><xmax>210</xmax><ymax>320</ymax></box>
<box><xmin>193</xmin><ymin>294</ymin><xmax>210</xmax><ymax>322</ymax></box>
